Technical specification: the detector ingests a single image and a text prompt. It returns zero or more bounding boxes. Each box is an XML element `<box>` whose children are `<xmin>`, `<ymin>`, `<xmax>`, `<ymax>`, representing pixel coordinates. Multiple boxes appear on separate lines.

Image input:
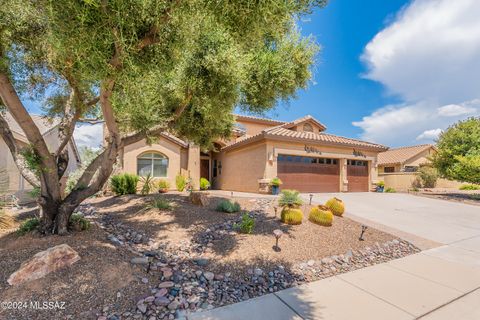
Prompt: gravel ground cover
<box><xmin>0</xmin><ymin>193</ymin><xmax>420</xmax><ymax>320</ymax></box>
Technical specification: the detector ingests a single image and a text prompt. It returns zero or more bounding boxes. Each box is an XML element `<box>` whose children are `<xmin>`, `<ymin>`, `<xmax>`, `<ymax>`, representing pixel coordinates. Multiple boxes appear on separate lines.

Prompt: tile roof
<box><xmin>275</xmin><ymin>114</ymin><xmax>327</xmax><ymax>132</ymax></box>
<box><xmin>222</xmin><ymin>119</ymin><xmax>388</xmax><ymax>152</ymax></box>
<box><xmin>234</xmin><ymin>114</ymin><xmax>285</xmax><ymax>125</ymax></box>
<box><xmin>377</xmin><ymin>144</ymin><xmax>434</xmax><ymax>165</ymax></box>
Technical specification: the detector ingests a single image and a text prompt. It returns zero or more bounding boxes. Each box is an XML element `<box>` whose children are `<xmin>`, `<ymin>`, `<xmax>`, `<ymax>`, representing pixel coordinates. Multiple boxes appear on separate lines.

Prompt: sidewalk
<box><xmin>185</xmin><ymin>238</ymin><xmax>480</xmax><ymax>320</ymax></box>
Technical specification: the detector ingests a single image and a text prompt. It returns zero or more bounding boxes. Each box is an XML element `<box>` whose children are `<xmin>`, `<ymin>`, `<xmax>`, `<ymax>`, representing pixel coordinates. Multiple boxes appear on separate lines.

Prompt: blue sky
<box><xmin>24</xmin><ymin>0</ymin><xmax>480</xmax><ymax>149</ymax></box>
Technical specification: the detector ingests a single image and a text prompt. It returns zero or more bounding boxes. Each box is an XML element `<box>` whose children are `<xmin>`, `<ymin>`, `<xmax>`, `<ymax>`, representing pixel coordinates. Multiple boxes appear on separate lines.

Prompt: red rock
<box><xmin>7</xmin><ymin>244</ymin><xmax>80</xmax><ymax>286</ymax></box>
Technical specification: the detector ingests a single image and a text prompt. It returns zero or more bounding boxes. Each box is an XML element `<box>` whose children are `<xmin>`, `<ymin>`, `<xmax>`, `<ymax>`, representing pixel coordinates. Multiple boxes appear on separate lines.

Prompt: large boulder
<box><xmin>190</xmin><ymin>191</ymin><xmax>210</xmax><ymax>206</ymax></box>
<box><xmin>7</xmin><ymin>244</ymin><xmax>80</xmax><ymax>286</ymax></box>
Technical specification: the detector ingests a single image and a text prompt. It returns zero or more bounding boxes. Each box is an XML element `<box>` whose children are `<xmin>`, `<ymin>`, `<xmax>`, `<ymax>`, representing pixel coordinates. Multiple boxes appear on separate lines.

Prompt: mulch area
<box><xmin>0</xmin><ymin>192</ymin><xmax>409</xmax><ymax>319</ymax></box>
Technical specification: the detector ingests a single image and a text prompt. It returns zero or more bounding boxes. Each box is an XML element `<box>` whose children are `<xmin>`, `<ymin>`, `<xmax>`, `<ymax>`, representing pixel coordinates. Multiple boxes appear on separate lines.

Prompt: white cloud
<box><xmin>354</xmin><ymin>0</ymin><xmax>480</xmax><ymax>146</ymax></box>
<box><xmin>416</xmin><ymin>128</ymin><xmax>442</xmax><ymax>141</ymax></box>
<box><xmin>437</xmin><ymin>103</ymin><xmax>476</xmax><ymax>117</ymax></box>
<box><xmin>73</xmin><ymin>123</ymin><xmax>103</xmax><ymax>150</ymax></box>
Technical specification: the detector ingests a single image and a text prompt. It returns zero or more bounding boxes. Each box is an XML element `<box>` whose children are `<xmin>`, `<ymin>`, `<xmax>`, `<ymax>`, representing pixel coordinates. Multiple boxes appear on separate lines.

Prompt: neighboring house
<box><xmin>0</xmin><ymin>113</ymin><xmax>81</xmax><ymax>203</ymax></box>
<box><xmin>377</xmin><ymin>144</ymin><xmax>436</xmax><ymax>173</ymax></box>
<box><xmin>118</xmin><ymin>114</ymin><xmax>388</xmax><ymax>193</ymax></box>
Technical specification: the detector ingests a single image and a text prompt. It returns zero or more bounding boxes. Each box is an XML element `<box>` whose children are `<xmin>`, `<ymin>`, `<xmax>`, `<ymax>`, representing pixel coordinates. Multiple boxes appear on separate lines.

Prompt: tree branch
<box><xmin>0</xmin><ymin>114</ymin><xmax>40</xmax><ymax>188</ymax></box>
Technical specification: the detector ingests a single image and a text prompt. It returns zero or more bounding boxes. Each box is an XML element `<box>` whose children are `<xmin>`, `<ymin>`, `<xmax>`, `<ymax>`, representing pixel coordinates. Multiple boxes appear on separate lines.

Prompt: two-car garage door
<box><xmin>277</xmin><ymin>155</ymin><xmax>369</xmax><ymax>192</ymax></box>
<box><xmin>277</xmin><ymin>155</ymin><xmax>340</xmax><ymax>192</ymax></box>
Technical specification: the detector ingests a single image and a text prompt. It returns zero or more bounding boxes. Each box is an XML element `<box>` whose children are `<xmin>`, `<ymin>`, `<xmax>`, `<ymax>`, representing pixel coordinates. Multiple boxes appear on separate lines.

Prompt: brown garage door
<box><xmin>347</xmin><ymin>160</ymin><xmax>369</xmax><ymax>192</ymax></box>
<box><xmin>277</xmin><ymin>155</ymin><xmax>340</xmax><ymax>192</ymax></box>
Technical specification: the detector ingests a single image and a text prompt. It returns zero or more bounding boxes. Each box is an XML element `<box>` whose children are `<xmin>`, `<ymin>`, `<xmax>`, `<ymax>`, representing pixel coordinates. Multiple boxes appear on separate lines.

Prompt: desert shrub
<box><xmin>459</xmin><ymin>184</ymin><xmax>480</xmax><ymax>190</ymax></box>
<box><xmin>200</xmin><ymin>178</ymin><xmax>210</xmax><ymax>190</ymax></box>
<box><xmin>27</xmin><ymin>186</ymin><xmax>41</xmax><ymax>199</ymax></box>
<box><xmin>269</xmin><ymin>177</ymin><xmax>283</xmax><ymax>187</ymax></box>
<box><xmin>149</xmin><ymin>198</ymin><xmax>172</xmax><ymax>210</ymax></box>
<box><xmin>308</xmin><ymin>205</ymin><xmax>333</xmax><ymax>226</ymax></box>
<box><xmin>278</xmin><ymin>189</ymin><xmax>303</xmax><ymax>208</ymax></box>
<box><xmin>110</xmin><ymin>173</ymin><xmax>139</xmax><ymax>195</ymax></box>
<box><xmin>385</xmin><ymin>187</ymin><xmax>396</xmax><ymax>193</ymax></box>
<box><xmin>0</xmin><ymin>210</ymin><xmax>15</xmax><ymax>230</ymax></box>
<box><xmin>325</xmin><ymin>197</ymin><xmax>345</xmax><ymax>217</ymax></box>
<box><xmin>418</xmin><ymin>166</ymin><xmax>438</xmax><ymax>188</ymax></box>
<box><xmin>140</xmin><ymin>173</ymin><xmax>156</xmax><ymax>195</ymax></box>
<box><xmin>234</xmin><ymin>213</ymin><xmax>255</xmax><ymax>234</ymax></box>
<box><xmin>176</xmin><ymin>175</ymin><xmax>187</xmax><ymax>191</ymax></box>
<box><xmin>17</xmin><ymin>217</ymin><xmax>39</xmax><ymax>235</ymax></box>
<box><xmin>216</xmin><ymin>199</ymin><xmax>241</xmax><ymax>213</ymax></box>
<box><xmin>411</xmin><ymin>176</ymin><xmax>422</xmax><ymax>189</ymax></box>
<box><xmin>69</xmin><ymin>214</ymin><xmax>91</xmax><ymax>231</ymax></box>
<box><xmin>469</xmin><ymin>194</ymin><xmax>480</xmax><ymax>200</ymax></box>
<box><xmin>281</xmin><ymin>208</ymin><xmax>303</xmax><ymax>225</ymax></box>
<box><xmin>158</xmin><ymin>179</ymin><xmax>170</xmax><ymax>191</ymax></box>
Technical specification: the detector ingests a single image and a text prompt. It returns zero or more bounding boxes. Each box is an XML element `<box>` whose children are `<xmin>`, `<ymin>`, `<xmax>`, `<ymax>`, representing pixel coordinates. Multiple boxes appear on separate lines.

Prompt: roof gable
<box><xmin>276</xmin><ymin>115</ymin><xmax>327</xmax><ymax>132</ymax></box>
<box><xmin>377</xmin><ymin>144</ymin><xmax>435</xmax><ymax>166</ymax></box>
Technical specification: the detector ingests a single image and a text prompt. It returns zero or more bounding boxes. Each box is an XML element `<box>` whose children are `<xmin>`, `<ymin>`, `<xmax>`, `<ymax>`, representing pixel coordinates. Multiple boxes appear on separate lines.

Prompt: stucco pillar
<box><xmin>187</xmin><ymin>144</ymin><xmax>201</xmax><ymax>190</ymax></box>
<box><xmin>340</xmin><ymin>158</ymin><xmax>348</xmax><ymax>192</ymax></box>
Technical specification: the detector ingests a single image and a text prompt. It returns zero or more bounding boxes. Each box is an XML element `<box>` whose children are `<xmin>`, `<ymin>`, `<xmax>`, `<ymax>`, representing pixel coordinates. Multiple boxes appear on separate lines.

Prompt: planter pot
<box><xmin>271</xmin><ymin>185</ymin><xmax>280</xmax><ymax>195</ymax></box>
<box><xmin>376</xmin><ymin>186</ymin><xmax>384</xmax><ymax>193</ymax></box>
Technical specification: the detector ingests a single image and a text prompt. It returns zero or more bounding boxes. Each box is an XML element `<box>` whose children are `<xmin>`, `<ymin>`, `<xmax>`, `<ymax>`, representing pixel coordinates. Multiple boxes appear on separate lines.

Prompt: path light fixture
<box><xmin>231</xmin><ymin>191</ymin><xmax>233</xmax><ymax>198</ymax></box>
<box><xmin>273</xmin><ymin>229</ymin><xmax>283</xmax><ymax>252</ymax></box>
<box><xmin>309</xmin><ymin>194</ymin><xmax>313</xmax><ymax>205</ymax></box>
<box><xmin>273</xmin><ymin>206</ymin><xmax>278</xmax><ymax>218</ymax></box>
<box><xmin>359</xmin><ymin>225</ymin><xmax>368</xmax><ymax>241</ymax></box>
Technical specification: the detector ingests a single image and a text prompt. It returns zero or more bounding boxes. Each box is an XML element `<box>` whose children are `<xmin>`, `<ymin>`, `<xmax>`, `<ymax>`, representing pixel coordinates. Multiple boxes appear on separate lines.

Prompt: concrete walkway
<box><xmin>186</xmin><ymin>192</ymin><xmax>480</xmax><ymax>319</ymax></box>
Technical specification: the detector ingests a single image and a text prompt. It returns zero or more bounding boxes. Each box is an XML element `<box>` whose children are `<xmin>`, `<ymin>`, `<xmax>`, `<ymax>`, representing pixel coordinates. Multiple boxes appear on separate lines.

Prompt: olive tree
<box><xmin>432</xmin><ymin>117</ymin><xmax>480</xmax><ymax>184</ymax></box>
<box><xmin>0</xmin><ymin>0</ymin><xmax>323</xmax><ymax>234</ymax></box>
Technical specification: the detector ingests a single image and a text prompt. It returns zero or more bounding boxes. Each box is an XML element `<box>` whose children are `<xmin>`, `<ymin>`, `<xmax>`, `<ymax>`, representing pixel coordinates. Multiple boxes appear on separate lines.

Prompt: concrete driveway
<box><xmin>304</xmin><ymin>192</ymin><xmax>480</xmax><ymax>246</ymax></box>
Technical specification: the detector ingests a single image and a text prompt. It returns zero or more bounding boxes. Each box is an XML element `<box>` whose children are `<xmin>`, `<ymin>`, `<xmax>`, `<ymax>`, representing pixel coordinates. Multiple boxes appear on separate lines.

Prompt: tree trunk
<box><xmin>55</xmin><ymin>204</ymin><xmax>75</xmax><ymax>235</ymax></box>
<box><xmin>38</xmin><ymin>196</ymin><xmax>60</xmax><ymax>234</ymax></box>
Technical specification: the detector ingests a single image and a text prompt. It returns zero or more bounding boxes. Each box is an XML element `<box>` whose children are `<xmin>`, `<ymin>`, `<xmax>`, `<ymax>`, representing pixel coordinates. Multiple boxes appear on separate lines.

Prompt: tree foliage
<box><xmin>0</xmin><ymin>0</ymin><xmax>324</xmax><ymax>234</ymax></box>
<box><xmin>432</xmin><ymin>118</ymin><xmax>480</xmax><ymax>184</ymax></box>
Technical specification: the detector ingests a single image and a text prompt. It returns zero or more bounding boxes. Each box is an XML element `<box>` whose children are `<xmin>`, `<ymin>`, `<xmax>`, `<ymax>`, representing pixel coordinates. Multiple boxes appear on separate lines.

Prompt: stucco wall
<box><xmin>122</xmin><ymin>137</ymin><xmax>187</xmax><ymax>189</ymax></box>
<box><xmin>235</xmin><ymin>120</ymin><xmax>277</xmax><ymax>137</ymax></box>
<box><xmin>213</xmin><ymin>142</ymin><xmax>267</xmax><ymax>193</ymax></box>
<box><xmin>378</xmin><ymin>172</ymin><xmax>463</xmax><ymax>191</ymax></box>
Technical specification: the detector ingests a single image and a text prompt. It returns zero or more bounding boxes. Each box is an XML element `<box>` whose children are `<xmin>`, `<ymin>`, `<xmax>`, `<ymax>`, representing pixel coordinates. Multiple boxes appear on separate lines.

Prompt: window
<box><xmin>348</xmin><ymin>160</ymin><xmax>367</xmax><ymax>166</ymax></box>
<box><xmin>137</xmin><ymin>152</ymin><xmax>168</xmax><ymax>177</ymax></box>
<box><xmin>303</xmin><ymin>123</ymin><xmax>314</xmax><ymax>132</ymax></box>
<box><xmin>384</xmin><ymin>166</ymin><xmax>395</xmax><ymax>173</ymax></box>
<box><xmin>213</xmin><ymin>160</ymin><xmax>218</xmax><ymax>177</ymax></box>
<box><xmin>404</xmin><ymin>166</ymin><xmax>418</xmax><ymax>172</ymax></box>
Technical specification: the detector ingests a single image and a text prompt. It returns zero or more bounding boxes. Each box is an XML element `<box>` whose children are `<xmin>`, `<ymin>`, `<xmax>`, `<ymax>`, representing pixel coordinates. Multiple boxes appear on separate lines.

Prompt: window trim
<box><xmin>137</xmin><ymin>152</ymin><xmax>169</xmax><ymax>177</ymax></box>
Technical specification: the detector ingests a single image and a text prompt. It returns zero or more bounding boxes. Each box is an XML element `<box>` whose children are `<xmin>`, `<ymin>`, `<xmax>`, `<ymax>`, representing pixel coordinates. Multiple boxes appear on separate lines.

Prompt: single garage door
<box><xmin>277</xmin><ymin>155</ymin><xmax>340</xmax><ymax>192</ymax></box>
<box><xmin>347</xmin><ymin>160</ymin><xmax>369</xmax><ymax>192</ymax></box>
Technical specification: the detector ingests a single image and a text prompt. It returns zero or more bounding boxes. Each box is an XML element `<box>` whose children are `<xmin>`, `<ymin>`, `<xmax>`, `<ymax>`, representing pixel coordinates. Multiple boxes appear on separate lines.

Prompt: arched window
<box><xmin>303</xmin><ymin>123</ymin><xmax>314</xmax><ymax>132</ymax></box>
<box><xmin>137</xmin><ymin>152</ymin><xmax>168</xmax><ymax>177</ymax></box>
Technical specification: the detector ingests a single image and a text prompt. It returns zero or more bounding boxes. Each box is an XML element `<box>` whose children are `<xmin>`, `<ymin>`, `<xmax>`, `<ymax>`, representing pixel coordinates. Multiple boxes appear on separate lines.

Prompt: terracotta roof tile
<box><xmin>377</xmin><ymin>144</ymin><xmax>434</xmax><ymax>165</ymax></box>
<box><xmin>233</xmin><ymin>114</ymin><xmax>285</xmax><ymax>125</ymax></box>
<box><xmin>272</xmin><ymin>115</ymin><xmax>327</xmax><ymax>132</ymax></box>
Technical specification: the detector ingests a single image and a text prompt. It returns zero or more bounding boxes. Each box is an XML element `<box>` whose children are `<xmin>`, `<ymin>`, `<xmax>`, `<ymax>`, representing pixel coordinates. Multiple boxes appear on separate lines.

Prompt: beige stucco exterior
<box><xmin>378</xmin><ymin>146</ymin><xmax>435</xmax><ymax>173</ymax></box>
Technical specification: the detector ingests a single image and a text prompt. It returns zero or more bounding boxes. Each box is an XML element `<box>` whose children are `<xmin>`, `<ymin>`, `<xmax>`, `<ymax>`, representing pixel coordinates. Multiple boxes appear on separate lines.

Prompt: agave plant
<box><xmin>278</xmin><ymin>190</ymin><xmax>303</xmax><ymax>209</ymax></box>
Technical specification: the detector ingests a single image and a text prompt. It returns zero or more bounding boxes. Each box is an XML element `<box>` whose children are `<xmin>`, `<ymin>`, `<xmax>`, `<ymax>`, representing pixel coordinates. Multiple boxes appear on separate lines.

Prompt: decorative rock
<box><xmin>190</xmin><ymin>192</ymin><xmax>210</xmax><ymax>206</ymax></box>
<box><xmin>154</xmin><ymin>297</ymin><xmax>170</xmax><ymax>307</ymax></box>
<box><xmin>254</xmin><ymin>268</ymin><xmax>263</xmax><ymax>276</ymax></box>
<box><xmin>193</xmin><ymin>258</ymin><xmax>209</xmax><ymax>266</ymax></box>
<box><xmin>158</xmin><ymin>281</ymin><xmax>175</xmax><ymax>288</ymax></box>
<box><xmin>155</xmin><ymin>288</ymin><xmax>168</xmax><ymax>297</ymax></box>
<box><xmin>7</xmin><ymin>244</ymin><xmax>80</xmax><ymax>286</ymax></box>
<box><xmin>131</xmin><ymin>257</ymin><xmax>149</xmax><ymax>265</ymax></box>
<box><xmin>203</xmin><ymin>272</ymin><xmax>215</xmax><ymax>281</ymax></box>
<box><xmin>137</xmin><ymin>302</ymin><xmax>147</xmax><ymax>313</ymax></box>
<box><xmin>307</xmin><ymin>260</ymin><xmax>315</xmax><ymax>267</ymax></box>
<box><xmin>168</xmin><ymin>300</ymin><xmax>180</xmax><ymax>310</ymax></box>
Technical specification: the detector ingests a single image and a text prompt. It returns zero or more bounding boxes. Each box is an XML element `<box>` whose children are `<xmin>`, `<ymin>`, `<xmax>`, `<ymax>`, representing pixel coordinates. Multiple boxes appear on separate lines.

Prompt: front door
<box><xmin>200</xmin><ymin>159</ymin><xmax>210</xmax><ymax>180</ymax></box>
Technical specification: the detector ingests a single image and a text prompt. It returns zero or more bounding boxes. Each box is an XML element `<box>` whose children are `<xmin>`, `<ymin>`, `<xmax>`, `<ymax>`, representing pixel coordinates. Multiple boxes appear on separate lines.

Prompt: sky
<box><xmin>23</xmin><ymin>0</ymin><xmax>480</xmax><ymax>149</ymax></box>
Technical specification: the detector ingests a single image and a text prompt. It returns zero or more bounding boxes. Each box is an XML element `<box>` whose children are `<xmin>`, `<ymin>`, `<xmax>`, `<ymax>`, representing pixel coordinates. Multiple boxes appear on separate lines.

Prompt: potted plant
<box><xmin>270</xmin><ymin>177</ymin><xmax>283</xmax><ymax>195</ymax></box>
<box><xmin>158</xmin><ymin>179</ymin><xmax>170</xmax><ymax>193</ymax></box>
<box><xmin>376</xmin><ymin>181</ymin><xmax>385</xmax><ymax>193</ymax></box>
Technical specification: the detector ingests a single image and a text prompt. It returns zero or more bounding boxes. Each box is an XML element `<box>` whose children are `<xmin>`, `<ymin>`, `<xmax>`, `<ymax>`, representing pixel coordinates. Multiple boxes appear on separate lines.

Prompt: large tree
<box><xmin>432</xmin><ymin>117</ymin><xmax>480</xmax><ymax>184</ymax></box>
<box><xmin>0</xmin><ymin>0</ymin><xmax>323</xmax><ymax>234</ymax></box>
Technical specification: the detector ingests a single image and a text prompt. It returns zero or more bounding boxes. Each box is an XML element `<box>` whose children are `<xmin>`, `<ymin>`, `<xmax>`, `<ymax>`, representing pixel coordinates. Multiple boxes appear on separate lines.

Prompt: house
<box><xmin>119</xmin><ymin>114</ymin><xmax>389</xmax><ymax>193</ymax></box>
<box><xmin>377</xmin><ymin>144</ymin><xmax>436</xmax><ymax>173</ymax></box>
<box><xmin>0</xmin><ymin>113</ymin><xmax>81</xmax><ymax>203</ymax></box>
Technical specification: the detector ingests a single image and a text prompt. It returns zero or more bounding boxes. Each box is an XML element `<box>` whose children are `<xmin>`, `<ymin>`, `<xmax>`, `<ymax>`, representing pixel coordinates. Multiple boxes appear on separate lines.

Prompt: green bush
<box><xmin>140</xmin><ymin>173</ymin><xmax>156</xmax><ymax>195</ymax></box>
<box><xmin>469</xmin><ymin>194</ymin><xmax>480</xmax><ymax>200</ymax></box>
<box><xmin>269</xmin><ymin>177</ymin><xmax>283</xmax><ymax>187</ymax></box>
<box><xmin>278</xmin><ymin>189</ymin><xmax>303</xmax><ymax>208</ymax></box>
<box><xmin>17</xmin><ymin>217</ymin><xmax>39</xmax><ymax>235</ymax></box>
<box><xmin>234</xmin><ymin>213</ymin><xmax>255</xmax><ymax>234</ymax></box>
<box><xmin>200</xmin><ymin>178</ymin><xmax>210</xmax><ymax>190</ymax></box>
<box><xmin>216</xmin><ymin>199</ymin><xmax>241</xmax><ymax>213</ymax></box>
<box><xmin>27</xmin><ymin>186</ymin><xmax>41</xmax><ymax>199</ymax></box>
<box><xmin>69</xmin><ymin>214</ymin><xmax>91</xmax><ymax>231</ymax></box>
<box><xmin>148</xmin><ymin>198</ymin><xmax>172</xmax><ymax>210</ymax></box>
<box><xmin>175</xmin><ymin>175</ymin><xmax>187</xmax><ymax>191</ymax></box>
<box><xmin>385</xmin><ymin>187</ymin><xmax>396</xmax><ymax>193</ymax></box>
<box><xmin>418</xmin><ymin>166</ymin><xmax>438</xmax><ymax>188</ymax></box>
<box><xmin>158</xmin><ymin>179</ymin><xmax>170</xmax><ymax>191</ymax></box>
<box><xmin>110</xmin><ymin>173</ymin><xmax>139</xmax><ymax>195</ymax></box>
<box><xmin>459</xmin><ymin>184</ymin><xmax>480</xmax><ymax>190</ymax></box>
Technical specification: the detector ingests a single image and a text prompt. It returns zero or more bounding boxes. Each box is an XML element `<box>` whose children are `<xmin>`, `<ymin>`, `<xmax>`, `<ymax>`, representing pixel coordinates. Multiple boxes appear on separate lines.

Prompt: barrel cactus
<box><xmin>309</xmin><ymin>205</ymin><xmax>333</xmax><ymax>226</ymax></box>
<box><xmin>281</xmin><ymin>208</ymin><xmax>303</xmax><ymax>225</ymax></box>
<box><xmin>325</xmin><ymin>197</ymin><xmax>345</xmax><ymax>216</ymax></box>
